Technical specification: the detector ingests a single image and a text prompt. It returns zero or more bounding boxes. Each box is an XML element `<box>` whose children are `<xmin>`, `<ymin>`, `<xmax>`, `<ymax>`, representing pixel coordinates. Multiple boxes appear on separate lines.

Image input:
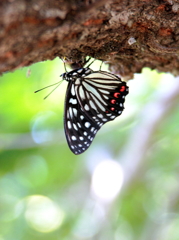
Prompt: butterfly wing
<box><xmin>64</xmin><ymin>70</ymin><xmax>129</xmax><ymax>155</ymax></box>
<box><xmin>64</xmin><ymin>81</ymin><xmax>101</xmax><ymax>155</ymax></box>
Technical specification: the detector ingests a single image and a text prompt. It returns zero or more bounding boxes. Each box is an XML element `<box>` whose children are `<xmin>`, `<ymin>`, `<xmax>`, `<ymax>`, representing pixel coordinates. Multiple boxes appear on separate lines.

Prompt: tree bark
<box><xmin>1</xmin><ymin>0</ymin><xmax>179</xmax><ymax>79</ymax></box>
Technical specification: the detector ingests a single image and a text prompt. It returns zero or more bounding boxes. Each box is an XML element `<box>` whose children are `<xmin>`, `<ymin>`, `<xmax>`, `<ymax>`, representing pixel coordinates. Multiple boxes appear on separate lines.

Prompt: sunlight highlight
<box><xmin>31</xmin><ymin>111</ymin><xmax>56</xmax><ymax>144</ymax></box>
<box><xmin>91</xmin><ymin>160</ymin><xmax>124</xmax><ymax>202</ymax></box>
<box><xmin>25</xmin><ymin>195</ymin><xmax>65</xmax><ymax>232</ymax></box>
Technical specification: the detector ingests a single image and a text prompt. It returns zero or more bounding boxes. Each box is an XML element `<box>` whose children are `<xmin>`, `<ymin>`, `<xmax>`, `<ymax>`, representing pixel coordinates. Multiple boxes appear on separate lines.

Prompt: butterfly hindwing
<box><xmin>75</xmin><ymin>70</ymin><xmax>129</xmax><ymax>123</ymax></box>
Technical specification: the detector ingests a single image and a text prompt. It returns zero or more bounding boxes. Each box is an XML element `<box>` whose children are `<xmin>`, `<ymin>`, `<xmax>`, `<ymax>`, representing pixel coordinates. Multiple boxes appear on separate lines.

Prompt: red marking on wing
<box><xmin>120</xmin><ymin>86</ymin><xmax>126</xmax><ymax>92</ymax></box>
<box><xmin>113</xmin><ymin>92</ymin><xmax>120</xmax><ymax>98</ymax></box>
<box><xmin>111</xmin><ymin>99</ymin><xmax>116</xmax><ymax>104</ymax></box>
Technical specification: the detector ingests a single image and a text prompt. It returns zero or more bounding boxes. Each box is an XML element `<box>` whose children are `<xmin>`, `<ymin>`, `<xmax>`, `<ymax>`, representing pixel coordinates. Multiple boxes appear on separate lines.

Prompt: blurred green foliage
<box><xmin>0</xmin><ymin>58</ymin><xmax>179</xmax><ymax>240</ymax></box>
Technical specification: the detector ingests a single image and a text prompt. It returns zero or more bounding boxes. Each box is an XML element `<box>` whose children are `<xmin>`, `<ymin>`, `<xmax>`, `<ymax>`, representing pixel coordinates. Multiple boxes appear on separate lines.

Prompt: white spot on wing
<box><xmin>71</xmin><ymin>85</ymin><xmax>75</xmax><ymax>96</ymax></box>
<box><xmin>97</xmin><ymin>114</ymin><xmax>103</xmax><ymax>118</ymax></box>
<box><xmin>77</xmin><ymin>122</ymin><xmax>81</xmax><ymax>128</ymax></box>
<box><xmin>85</xmin><ymin>68</ymin><xmax>91</xmax><ymax>74</ymax></box>
<box><xmin>72</xmin><ymin>136</ymin><xmax>77</xmax><ymax>141</ymax></box>
<box><xmin>84</xmin><ymin>104</ymin><xmax>90</xmax><ymax>111</ymax></box>
<box><xmin>91</xmin><ymin>127</ymin><xmax>95</xmax><ymax>132</ymax></box>
<box><xmin>73</xmin><ymin>123</ymin><xmax>78</xmax><ymax>130</ymax></box>
<box><xmin>73</xmin><ymin>108</ymin><xmax>77</xmax><ymax>116</ymax></box>
<box><xmin>69</xmin><ymin>107</ymin><xmax>73</xmax><ymax>118</ymax></box>
<box><xmin>77</xmin><ymin>69</ymin><xmax>83</xmax><ymax>73</ymax></box>
<box><xmin>67</xmin><ymin>121</ymin><xmax>71</xmax><ymax>129</ymax></box>
<box><xmin>85</xmin><ymin>122</ymin><xmax>91</xmax><ymax>128</ymax></box>
<box><xmin>69</xmin><ymin>98</ymin><xmax>77</xmax><ymax>104</ymax></box>
<box><xmin>75</xmin><ymin>78</ymin><xmax>81</xmax><ymax>85</ymax></box>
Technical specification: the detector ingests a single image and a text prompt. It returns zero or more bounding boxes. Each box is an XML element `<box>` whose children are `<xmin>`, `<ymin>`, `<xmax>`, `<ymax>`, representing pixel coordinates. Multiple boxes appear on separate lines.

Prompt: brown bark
<box><xmin>1</xmin><ymin>0</ymin><xmax>179</xmax><ymax>79</ymax></box>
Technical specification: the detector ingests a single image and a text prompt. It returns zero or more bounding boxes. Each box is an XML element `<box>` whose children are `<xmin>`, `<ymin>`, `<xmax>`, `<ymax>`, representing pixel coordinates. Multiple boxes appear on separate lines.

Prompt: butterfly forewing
<box><xmin>64</xmin><ymin>81</ymin><xmax>101</xmax><ymax>155</ymax></box>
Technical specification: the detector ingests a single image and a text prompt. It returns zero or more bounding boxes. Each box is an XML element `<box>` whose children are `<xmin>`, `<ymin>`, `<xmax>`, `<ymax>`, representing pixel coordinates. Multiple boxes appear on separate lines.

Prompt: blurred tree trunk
<box><xmin>1</xmin><ymin>0</ymin><xmax>179</xmax><ymax>79</ymax></box>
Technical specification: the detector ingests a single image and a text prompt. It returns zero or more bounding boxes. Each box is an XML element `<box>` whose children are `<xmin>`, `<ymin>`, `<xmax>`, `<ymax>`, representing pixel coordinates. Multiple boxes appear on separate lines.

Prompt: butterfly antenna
<box><xmin>34</xmin><ymin>80</ymin><xmax>63</xmax><ymax>93</ymax></box>
<box><xmin>44</xmin><ymin>81</ymin><xmax>63</xmax><ymax>99</ymax></box>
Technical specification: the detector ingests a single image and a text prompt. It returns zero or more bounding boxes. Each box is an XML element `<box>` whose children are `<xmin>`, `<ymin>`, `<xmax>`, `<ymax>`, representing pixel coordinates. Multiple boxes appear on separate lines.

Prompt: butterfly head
<box><xmin>60</xmin><ymin>72</ymin><xmax>67</xmax><ymax>80</ymax></box>
<box><xmin>60</xmin><ymin>68</ymin><xmax>93</xmax><ymax>82</ymax></box>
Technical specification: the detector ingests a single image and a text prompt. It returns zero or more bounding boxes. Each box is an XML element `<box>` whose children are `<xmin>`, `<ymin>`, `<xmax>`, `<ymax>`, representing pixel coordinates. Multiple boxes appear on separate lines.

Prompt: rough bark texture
<box><xmin>1</xmin><ymin>0</ymin><xmax>179</xmax><ymax>79</ymax></box>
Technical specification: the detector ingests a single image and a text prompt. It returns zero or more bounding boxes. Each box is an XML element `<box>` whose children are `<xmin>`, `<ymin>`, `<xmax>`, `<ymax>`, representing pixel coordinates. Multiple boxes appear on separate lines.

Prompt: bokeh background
<box><xmin>1</xmin><ymin>58</ymin><xmax>179</xmax><ymax>240</ymax></box>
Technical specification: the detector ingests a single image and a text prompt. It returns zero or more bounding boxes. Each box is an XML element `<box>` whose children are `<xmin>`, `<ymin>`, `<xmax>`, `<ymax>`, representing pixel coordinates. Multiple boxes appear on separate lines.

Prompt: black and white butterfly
<box><xmin>61</xmin><ymin>64</ymin><xmax>129</xmax><ymax>155</ymax></box>
<box><xmin>35</xmin><ymin>59</ymin><xmax>129</xmax><ymax>155</ymax></box>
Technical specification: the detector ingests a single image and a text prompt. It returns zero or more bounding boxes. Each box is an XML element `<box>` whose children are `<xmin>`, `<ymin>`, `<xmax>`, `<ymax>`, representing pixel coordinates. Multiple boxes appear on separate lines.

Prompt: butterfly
<box><xmin>35</xmin><ymin>59</ymin><xmax>129</xmax><ymax>155</ymax></box>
